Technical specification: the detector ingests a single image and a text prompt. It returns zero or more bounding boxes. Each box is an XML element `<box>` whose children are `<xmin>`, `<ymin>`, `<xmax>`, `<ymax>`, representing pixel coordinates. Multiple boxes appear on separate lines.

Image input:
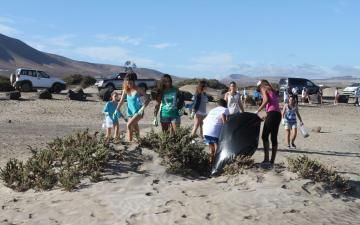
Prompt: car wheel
<box><xmin>106</xmin><ymin>84</ymin><xmax>115</xmax><ymax>91</ymax></box>
<box><xmin>21</xmin><ymin>82</ymin><xmax>32</xmax><ymax>92</ymax></box>
<box><xmin>52</xmin><ymin>83</ymin><xmax>62</xmax><ymax>94</ymax></box>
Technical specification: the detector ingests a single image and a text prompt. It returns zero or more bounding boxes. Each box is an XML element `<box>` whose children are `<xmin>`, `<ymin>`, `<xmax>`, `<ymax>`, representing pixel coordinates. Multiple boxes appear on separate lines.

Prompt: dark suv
<box><xmin>279</xmin><ymin>78</ymin><xmax>320</xmax><ymax>95</ymax></box>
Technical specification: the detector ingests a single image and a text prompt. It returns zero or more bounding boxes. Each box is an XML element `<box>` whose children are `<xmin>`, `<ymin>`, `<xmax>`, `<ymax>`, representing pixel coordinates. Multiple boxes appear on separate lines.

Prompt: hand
<box><xmin>137</xmin><ymin>107</ymin><xmax>145</xmax><ymax>116</ymax></box>
<box><xmin>254</xmin><ymin>110</ymin><xmax>259</xmax><ymax>114</ymax></box>
<box><xmin>300</xmin><ymin>121</ymin><xmax>304</xmax><ymax>126</ymax></box>
<box><xmin>112</xmin><ymin>111</ymin><xmax>118</xmax><ymax>120</ymax></box>
<box><xmin>190</xmin><ymin>112</ymin><xmax>195</xmax><ymax>119</ymax></box>
<box><xmin>152</xmin><ymin>117</ymin><xmax>159</xmax><ymax>127</ymax></box>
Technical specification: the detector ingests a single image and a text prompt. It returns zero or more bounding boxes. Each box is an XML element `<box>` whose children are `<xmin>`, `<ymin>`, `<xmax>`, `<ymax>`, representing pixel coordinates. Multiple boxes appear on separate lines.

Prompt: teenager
<box><xmin>224</xmin><ymin>81</ymin><xmax>245</xmax><ymax>115</ymax></box>
<box><xmin>191</xmin><ymin>80</ymin><xmax>208</xmax><ymax>137</ymax></box>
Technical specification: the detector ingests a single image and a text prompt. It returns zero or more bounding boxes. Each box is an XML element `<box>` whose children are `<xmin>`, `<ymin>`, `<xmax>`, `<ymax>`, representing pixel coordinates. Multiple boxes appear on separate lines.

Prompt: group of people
<box><xmin>102</xmin><ymin>73</ymin><xmax>305</xmax><ymax>166</ymax></box>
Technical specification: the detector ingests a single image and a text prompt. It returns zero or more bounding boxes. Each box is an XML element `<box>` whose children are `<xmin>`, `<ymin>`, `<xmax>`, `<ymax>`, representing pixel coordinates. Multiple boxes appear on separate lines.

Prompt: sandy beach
<box><xmin>0</xmin><ymin>89</ymin><xmax>359</xmax><ymax>225</ymax></box>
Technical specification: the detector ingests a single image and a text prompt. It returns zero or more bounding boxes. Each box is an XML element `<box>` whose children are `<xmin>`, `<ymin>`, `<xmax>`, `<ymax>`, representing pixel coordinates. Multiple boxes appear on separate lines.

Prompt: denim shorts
<box><xmin>284</xmin><ymin>121</ymin><xmax>297</xmax><ymax>129</ymax></box>
<box><xmin>204</xmin><ymin>135</ymin><xmax>219</xmax><ymax>145</ymax></box>
<box><xmin>160</xmin><ymin>116</ymin><xmax>181</xmax><ymax>124</ymax></box>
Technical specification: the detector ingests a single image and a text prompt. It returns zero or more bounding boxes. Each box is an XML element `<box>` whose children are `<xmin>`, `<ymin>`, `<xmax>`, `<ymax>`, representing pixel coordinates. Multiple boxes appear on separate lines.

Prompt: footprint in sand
<box><xmin>205</xmin><ymin>213</ymin><xmax>212</xmax><ymax>220</ymax></box>
<box><xmin>283</xmin><ymin>209</ymin><xmax>300</xmax><ymax>214</ymax></box>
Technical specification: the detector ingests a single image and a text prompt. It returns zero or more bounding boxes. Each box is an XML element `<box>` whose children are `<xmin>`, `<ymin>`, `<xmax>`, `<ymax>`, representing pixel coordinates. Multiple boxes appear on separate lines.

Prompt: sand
<box><xmin>0</xmin><ymin>89</ymin><xmax>359</xmax><ymax>225</ymax></box>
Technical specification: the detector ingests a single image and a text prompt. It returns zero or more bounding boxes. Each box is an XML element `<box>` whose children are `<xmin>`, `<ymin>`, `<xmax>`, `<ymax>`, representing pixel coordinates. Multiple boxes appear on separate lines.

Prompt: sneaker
<box><xmin>291</xmin><ymin>143</ymin><xmax>297</xmax><ymax>149</ymax></box>
<box><xmin>287</xmin><ymin>145</ymin><xmax>291</xmax><ymax>149</ymax></box>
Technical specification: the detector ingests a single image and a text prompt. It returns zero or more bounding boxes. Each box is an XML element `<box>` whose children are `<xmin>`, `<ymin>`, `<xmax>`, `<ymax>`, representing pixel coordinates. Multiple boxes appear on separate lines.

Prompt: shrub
<box><xmin>0</xmin><ymin>76</ymin><xmax>14</xmax><ymax>92</ymax></box>
<box><xmin>63</xmin><ymin>74</ymin><xmax>96</xmax><ymax>88</ymax></box>
<box><xmin>0</xmin><ymin>130</ymin><xmax>114</xmax><ymax>192</ymax></box>
<box><xmin>138</xmin><ymin>128</ymin><xmax>210</xmax><ymax>175</ymax></box>
<box><xmin>287</xmin><ymin>155</ymin><xmax>351</xmax><ymax>193</ymax></box>
<box><xmin>223</xmin><ymin>156</ymin><xmax>255</xmax><ymax>175</ymax></box>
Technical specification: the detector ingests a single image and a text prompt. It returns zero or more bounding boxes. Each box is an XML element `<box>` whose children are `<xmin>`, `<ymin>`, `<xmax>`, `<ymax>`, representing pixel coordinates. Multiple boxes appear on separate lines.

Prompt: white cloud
<box><xmin>95</xmin><ymin>34</ymin><xmax>142</xmax><ymax>46</ymax></box>
<box><xmin>0</xmin><ymin>23</ymin><xmax>19</xmax><ymax>36</ymax></box>
<box><xmin>149</xmin><ymin>42</ymin><xmax>176</xmax><ymax>49</ymax></box>
<box><xmin>75</xmin><ymin>46</ymin><xmax>161</xmax><ymax>68</ymax></box>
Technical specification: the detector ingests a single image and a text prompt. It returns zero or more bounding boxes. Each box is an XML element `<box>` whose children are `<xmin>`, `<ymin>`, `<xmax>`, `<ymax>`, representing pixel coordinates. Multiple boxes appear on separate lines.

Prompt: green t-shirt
<box><xmin>160</xmin><ymin>87</ymin><xmax>179</xmax><ymax>118</ymax></box>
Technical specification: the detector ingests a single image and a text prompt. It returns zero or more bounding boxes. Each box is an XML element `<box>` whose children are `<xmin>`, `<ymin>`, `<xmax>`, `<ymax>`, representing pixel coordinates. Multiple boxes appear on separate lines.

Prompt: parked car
<box><xmin>10</xmin><ymin>68</ymin><xmax>66</xmax><ymax>93</ymax></box>
<box><xmin>342</xmin><ymin>83</ymin><xmax>360</xmax><ymax>97</ymax></box>
<box><xmin>95</xmin><ymin>72</ymin><xmax>157</xmax><ymax>91</ymax></box>
<box><xmin>279</xmin><ymin>77</ymin><xmax>320</xmax><ymax>95</ymax></box>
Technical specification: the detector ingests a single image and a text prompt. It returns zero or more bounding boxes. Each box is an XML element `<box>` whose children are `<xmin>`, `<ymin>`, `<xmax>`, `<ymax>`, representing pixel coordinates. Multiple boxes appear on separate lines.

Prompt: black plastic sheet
<box><xmin>211</xmin><ymin>112</ymin><xmax>262</xmax><ymax>176</ymax></box>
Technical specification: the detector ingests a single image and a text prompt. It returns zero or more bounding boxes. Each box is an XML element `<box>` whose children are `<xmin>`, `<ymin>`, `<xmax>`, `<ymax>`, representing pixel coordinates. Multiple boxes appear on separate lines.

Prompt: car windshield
<box><xmin>351</xmin><ymin>83</ymin><xmax>360</xmax><ymax>87</ymax></box>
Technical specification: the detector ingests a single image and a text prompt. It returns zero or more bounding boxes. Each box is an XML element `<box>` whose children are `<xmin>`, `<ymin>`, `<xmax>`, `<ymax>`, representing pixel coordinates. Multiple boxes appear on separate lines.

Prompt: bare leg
<box><xmin>285</xmin><ymin>129</ymin><xmax>290</xmax><ymax>146</ymax></box>
<box><xmin>291</xmin><ymin>128</ymin><xmax>297</xmax><ymax>145</ymax></box>
<box><xmin>106</xmin><ymin>128</ymin><xmax>112</xmax><ymax>140</ymax></box>
<box><xmin>170</xmin><ymin>121</ymin><xmax>178</xmax><ymax>135</ymax></box>
<box><xmin>191</xmin><ymin>114</ymin><xmax>200</xmax><ymax>136</ymax></box>
<box><xmin>199</xmin><ymin>117</ymin><xmax>204</xmax><ymax>138</ymax></box>
<box><xmin>161</xmin><ymin>123</ymin><xmax>170</xmax><ymax>133</ymax></box>
<box><xmin>209</xmin><ymin>144</ymin><xmax>216</xmax><ymax>164</ymax></box>
<box><xmin>113</xmin><ymin>123</ymin><xmax>120</xmax><ymax>139</ymax></box>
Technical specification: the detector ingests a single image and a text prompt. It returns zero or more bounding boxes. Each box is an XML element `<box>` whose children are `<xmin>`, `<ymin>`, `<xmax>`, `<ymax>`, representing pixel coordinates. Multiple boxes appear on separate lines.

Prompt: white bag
<box><xmin>102</xmin><ymin>115</ymin><xmax>114</xmax><ymax>129</ymax></box>
<box><xmin>300</xmin><ymin>125</ymin><xmax>309</xmax><ymax>138</ymax></box>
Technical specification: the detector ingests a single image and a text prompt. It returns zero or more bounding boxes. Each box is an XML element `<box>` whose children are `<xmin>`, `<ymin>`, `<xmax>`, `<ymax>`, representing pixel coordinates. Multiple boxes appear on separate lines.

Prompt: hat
<box><xmin>256</xmin><ymin>80</ymin><xmax>261</xmax><ymax>86</ymax></box>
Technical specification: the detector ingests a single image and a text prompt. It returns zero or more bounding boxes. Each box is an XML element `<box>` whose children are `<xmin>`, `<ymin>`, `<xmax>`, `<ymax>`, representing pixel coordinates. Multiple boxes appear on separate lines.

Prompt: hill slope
<box><xmin>0</xmin><ymin>33</ymin><xmax>163</xmax><ymax>78</ymax></box>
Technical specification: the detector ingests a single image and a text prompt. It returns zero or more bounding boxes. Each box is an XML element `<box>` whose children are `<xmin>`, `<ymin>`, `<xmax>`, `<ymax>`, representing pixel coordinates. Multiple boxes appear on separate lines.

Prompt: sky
<box><xmin>0</xmin><ymin>0</ymin><xmax>360</xmax><ymax>78</ymax></box>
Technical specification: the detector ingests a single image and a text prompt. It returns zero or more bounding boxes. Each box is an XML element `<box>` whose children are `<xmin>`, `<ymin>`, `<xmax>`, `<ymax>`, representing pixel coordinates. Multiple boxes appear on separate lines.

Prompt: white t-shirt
<box><xmin>203</xmin><ymin>106</ymin><xmax>230</xmax><ymax>138</ymax></box>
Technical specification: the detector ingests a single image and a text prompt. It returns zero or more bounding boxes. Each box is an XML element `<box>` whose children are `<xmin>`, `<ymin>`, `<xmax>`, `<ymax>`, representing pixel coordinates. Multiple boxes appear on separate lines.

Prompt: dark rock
<box><xmin>37</xmin><ymin>89</ymin><xmax>52</xmax><ymax>99</ymax></box>
<box><xmin>5</xmin><ymin>91</ymin><xmax>21</xmax><ymax>100</ymax></box>
<box><xmin>68</xmin><ymin>89</ymin><xmax>87</xmax><ymax>101</ymax></box>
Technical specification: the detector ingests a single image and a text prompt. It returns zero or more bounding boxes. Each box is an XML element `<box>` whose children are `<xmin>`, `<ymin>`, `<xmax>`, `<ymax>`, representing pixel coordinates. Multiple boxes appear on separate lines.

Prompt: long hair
<box><xmin>195</xmin><ymin>80</ymin><xmax>206</xmax><ymax>94</ymax></box>
<box><xmin>123</xmin><ymin>73</ymin><xmax>137</xmax><ymax>94</ymax></box>
<box><xmin>157</xmin><ymin>74</ymin><xmax>173</xmax><ymax>96</ymax></box>
<box><xmin>258</xmin><ymin>79</ymin><xmax>275</xmax><ymax>92</ymax></box>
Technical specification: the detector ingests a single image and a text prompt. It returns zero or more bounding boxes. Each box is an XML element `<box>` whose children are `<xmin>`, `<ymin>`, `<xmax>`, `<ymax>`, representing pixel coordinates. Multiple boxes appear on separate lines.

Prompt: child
<box><xmin>224</xmin><ymin>81</ymin><xmax>245</xmax><ymax>115</ymax></box>
<box><xmin>116</xmin><ymin>75</ymin><xmax>149</xmax><ymax>142</ymax></box>
<box><xmin>191</xmin><ymin>80</ymin><xmax>208</xmax><ymax>137</ymax></box>
<box><xmin>282</xmin><ymin>95</ymin><xmax>304</xmax><ymax>149</ymax></box>
<box><xmin>103</xmin><ymin>91</ymin><xmax>120</xmax><ymax>141</ymax></box>
<box><xmin>203</xmin><ymin>99</ymin><xmax>229</xmax><ymax>164</ymax></box>
<box><xmin>154</xmin><ymin>74</ymin><xmax>182</xmax><ymax>134</ymax></box>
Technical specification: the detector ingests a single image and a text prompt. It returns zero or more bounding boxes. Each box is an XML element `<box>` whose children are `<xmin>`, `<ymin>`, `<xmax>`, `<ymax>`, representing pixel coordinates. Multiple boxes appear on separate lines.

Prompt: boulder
<box><xmin>37</xmin><ymin>89</ymin><xmax>52</xmax><ymax>99</ymax></box>
<box><xmin>5</xmin><ymin>91</ymin><xmax>21</xmax><ymax>100</ymax></box>
<box><xmin>68</xmin><ymin>89</ymin><xmax>87</xmax><ymax>101</ymax></box>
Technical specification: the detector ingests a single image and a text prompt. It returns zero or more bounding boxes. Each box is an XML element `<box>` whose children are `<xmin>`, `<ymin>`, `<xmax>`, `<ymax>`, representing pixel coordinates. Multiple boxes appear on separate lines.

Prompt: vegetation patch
<box><xmin>223</xmin><ymin>156</ymin><xmax>255</xmax><ymax>175</ymax></box>
<box><xmin>0</xmin><ymin>76</ymin><xmax>14</xmax><ymax>92</ymax></box>
<box><xmin>138</xmin><ymin>128</ymin><xmax>210</xmax><ymax>176</ymax></box>
<box><xmin>0</xmin><ymin>130</ymin><xmax>118</xmax><ymax>192</ymax></box>
<box><xmin>63</xmin><ymin>74</ymin><xmax>96</xmax><ymax>88</ymax></box>
<box><xmin>287</xmin><ymin>155</ymin><xmax>352</xmax><ymax>193</ymax></box>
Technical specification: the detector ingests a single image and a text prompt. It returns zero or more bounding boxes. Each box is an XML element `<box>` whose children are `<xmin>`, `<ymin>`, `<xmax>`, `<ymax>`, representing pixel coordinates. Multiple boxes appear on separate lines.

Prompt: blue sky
<box><xmin>0</xmin><ymin>0</ymin><xmax>360</xmax><ymax>78</ymax></box>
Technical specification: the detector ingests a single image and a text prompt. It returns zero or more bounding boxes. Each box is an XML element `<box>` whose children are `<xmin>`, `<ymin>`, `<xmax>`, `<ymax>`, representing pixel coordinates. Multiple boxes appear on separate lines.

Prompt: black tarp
<box><xmin>211</xmin><ymin>112</ymin><xmax>262</xmax><ymax>176</ymax></box>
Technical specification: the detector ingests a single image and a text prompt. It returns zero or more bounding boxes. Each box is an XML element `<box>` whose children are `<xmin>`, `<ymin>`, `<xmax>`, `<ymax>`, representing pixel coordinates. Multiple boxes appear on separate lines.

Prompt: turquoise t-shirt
<box><xmin>160</xmin><ymin>87</ymin><xmax>179</xmax><ymax>118</ymax></box>
<box><xmin>103</xmin><ymin>101</ymin><xmax>118</xmax><ymax>122</ymax></box>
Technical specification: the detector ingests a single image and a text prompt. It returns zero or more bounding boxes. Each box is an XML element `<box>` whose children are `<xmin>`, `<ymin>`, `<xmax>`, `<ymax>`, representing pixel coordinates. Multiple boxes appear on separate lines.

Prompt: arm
<box><xmin>296</xmin><ymin>108</ymin><xmax>303</xmax><ymax>124</ymax></box>
<box><xmin>116</xmin><ymin>91</ymin><xmax>126</xmax><ymax>111</ymax></box>
<box><xmin>224</xmin><ymin>92</ymin><xmax>228</xmax><ymax>102</ymax></box>
<box><xmin>154</xmin><ymin>94</ymin><xmax>161</xmax><ymax>117</ymax></box>
<box><xmin>238</xmin><ymin>96</ymin><xmax>245</xmax><ymax>113</ymax></box>
<box><xmin>221</xmin><ymin>113</ymin><xmax>228</xmax><ymax>124</ymax></box>
<box><xmin>281</xmin><ymin>104</ymin><xmax>286</xmax><ymax>119</ymax></box>
<box><xmin>103</xmin><ymin>102</ymin><xmax>109</xmax><ymax>114</ymax></box>
<box><xmin>256</xmin><ymin>89</ymin><xmax>269</xmax><ymax>113</ymax></box>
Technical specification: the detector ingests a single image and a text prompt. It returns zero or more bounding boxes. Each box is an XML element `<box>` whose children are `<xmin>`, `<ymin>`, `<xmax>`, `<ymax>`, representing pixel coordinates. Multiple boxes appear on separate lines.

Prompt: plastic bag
<box><xmin>211</xmin><ymin>112</ymin><xmax>262</xmax><ymax>176</ymax></box>
<box><xmin>300</xmin><ymin>125</ymin><xmax>309</xmax><ymax>138</ymax></box>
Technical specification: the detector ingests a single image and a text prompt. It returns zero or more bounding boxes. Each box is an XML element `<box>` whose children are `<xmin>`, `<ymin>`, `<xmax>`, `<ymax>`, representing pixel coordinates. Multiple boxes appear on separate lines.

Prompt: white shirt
<box><xmin>203</xmin><ymin>106</ymin><xmax>230</xmax><ymax>138</ymax></box>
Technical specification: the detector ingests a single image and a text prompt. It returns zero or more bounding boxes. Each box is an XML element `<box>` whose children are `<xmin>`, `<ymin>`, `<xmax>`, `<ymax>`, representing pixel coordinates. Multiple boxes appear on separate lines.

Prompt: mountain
<box><xmin>222</xmin><ymin>74</ymin><xmax>284</xmax><ymax>87</ymax></box>
<box><xmin>0</xmin><ymin>33</ymin><xmax>163</xmax><ymax>79</ymax></box>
